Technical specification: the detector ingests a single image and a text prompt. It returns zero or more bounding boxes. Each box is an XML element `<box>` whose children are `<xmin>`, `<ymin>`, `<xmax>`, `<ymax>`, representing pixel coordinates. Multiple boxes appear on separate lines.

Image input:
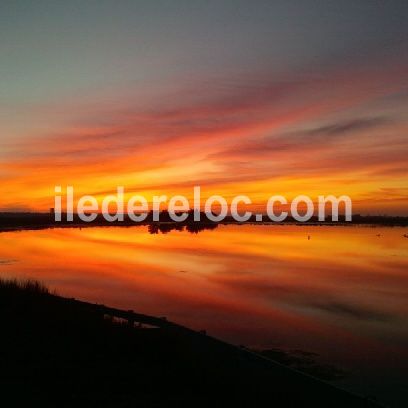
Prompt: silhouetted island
<box><xmin>0</xmin><ymin>279</ymin><xmax>381</xmax><ymax>407</ymax></box>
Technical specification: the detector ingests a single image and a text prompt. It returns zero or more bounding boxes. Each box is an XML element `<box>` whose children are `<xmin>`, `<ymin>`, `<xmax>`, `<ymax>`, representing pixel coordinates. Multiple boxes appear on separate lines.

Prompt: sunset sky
<box><xmin>1</xmin><ymin>1</ymin><xmax>407</xmax><ymax>214</ymax></box>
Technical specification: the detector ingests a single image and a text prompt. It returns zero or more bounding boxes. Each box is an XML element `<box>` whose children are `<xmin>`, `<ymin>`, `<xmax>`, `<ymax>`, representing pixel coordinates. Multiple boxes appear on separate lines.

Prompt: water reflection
<box><xmin>0</xmin><ymin>225</ymin><xmax>407</xmax><ymax>405</ymax></box>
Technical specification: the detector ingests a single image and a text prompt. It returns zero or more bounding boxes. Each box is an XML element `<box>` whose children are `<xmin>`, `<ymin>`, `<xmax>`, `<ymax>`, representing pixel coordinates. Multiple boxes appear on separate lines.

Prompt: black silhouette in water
<box><xmin>148</xmin><ymin>222</ymin><xmax>218</xmax><ymax>234</ymax></box>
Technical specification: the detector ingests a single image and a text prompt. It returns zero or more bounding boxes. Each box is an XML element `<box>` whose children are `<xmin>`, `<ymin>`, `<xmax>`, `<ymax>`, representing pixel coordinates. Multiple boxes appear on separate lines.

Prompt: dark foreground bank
<box><xmin>0</xmin><ymin>279</ymin><xmax>381</xmax><ymax>407</ymax></box>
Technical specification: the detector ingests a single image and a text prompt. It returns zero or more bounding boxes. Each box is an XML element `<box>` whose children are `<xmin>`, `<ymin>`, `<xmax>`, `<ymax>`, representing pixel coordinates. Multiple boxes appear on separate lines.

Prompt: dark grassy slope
<box><xmin>0</xmin><ymin>280</ymin><xmax>380</xmax><ymax>407</ymax></box>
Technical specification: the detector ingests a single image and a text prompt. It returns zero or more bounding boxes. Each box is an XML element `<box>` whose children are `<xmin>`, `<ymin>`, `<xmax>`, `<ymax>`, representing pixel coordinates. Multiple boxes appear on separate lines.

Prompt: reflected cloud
<box><xmin>308</xmin><ymin>301</ymin><xmax>393</xmax><ymax>322</ymax></box>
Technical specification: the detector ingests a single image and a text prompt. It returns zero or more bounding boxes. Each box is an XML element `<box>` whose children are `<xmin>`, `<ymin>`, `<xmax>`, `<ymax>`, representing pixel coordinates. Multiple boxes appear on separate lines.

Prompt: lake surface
<box><xmin>1</xmin><ymin>225</ymin><xmax>407</xmax><ymax>406</ymax></box>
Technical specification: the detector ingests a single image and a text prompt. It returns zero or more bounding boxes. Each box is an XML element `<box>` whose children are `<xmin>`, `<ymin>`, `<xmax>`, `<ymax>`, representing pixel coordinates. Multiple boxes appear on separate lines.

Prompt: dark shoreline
<box><xmin>0</xmin><ymin>279</ymin><xmax>381</xmax><ymax>407</ymax></box>
<box><xmin>1</xmin><ymin>212</ymin><xmax>407</xmax><ymax>234</ymax></box>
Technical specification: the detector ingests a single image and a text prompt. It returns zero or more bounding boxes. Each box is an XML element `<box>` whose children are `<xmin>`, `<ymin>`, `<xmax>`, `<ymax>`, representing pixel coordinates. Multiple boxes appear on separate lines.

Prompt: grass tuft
<box><xmin>0</xmin><ymin>278</ymin><xmax>50</xmax><ymax>295</ymax></box>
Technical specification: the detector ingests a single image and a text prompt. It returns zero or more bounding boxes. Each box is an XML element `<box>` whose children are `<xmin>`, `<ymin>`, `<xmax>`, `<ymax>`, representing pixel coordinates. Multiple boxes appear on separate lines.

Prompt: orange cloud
<box><xmin>1</xmin><ymin>55</ymin><xmax>407</xmax><ymax>214</ymax></box>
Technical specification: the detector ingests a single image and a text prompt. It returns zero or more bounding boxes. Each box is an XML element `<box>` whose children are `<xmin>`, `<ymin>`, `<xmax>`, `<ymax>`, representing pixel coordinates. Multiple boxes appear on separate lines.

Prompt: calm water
<box><xmin>1</xmin><ymin>225</ymin><xmax>407</xmax><ymax>406</ymax></box>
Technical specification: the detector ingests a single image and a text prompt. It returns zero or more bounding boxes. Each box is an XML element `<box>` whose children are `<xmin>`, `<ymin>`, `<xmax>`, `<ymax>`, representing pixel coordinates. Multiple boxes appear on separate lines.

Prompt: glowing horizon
<box><xmin>1</xmin><ymin>2</ymin><xmax>407</xmax><ymax>215</ymax></box>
